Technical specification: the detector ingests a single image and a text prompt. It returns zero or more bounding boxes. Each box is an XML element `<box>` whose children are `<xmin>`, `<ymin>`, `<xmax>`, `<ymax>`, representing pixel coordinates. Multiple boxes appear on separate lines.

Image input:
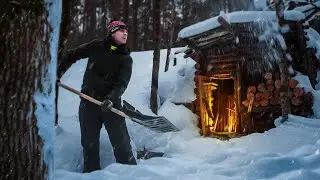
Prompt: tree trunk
<box><xmin>84</xmin><ymin>0</ymin><xmax>96</xmax><ymax>40</ymax></box>
<box><xmin>164</xmin><ymin>0</ymin><xmax>175</xmax><ymax>72</ymax></box>
<box><xmin>123</xmin><ymin>0</ymin><xmax>129</xmax><ymax>23</ymax></box>
<box><xmin>109</xmin><ymin>0</ymin><xmax>123</xmax><ymax>20</ymax></box>
<box><xmin>101</xmin><ymin>0</ymin><xmax>108</xmax><ymax>36</ymax></box>
<box><xmin>143</xmin><ymin>0</ymin><xmax>152</xmax><ymax>50</ymax></box>
<box><xmin>150</xmin><ymin>0</ymin><xmax>161</xmax><ymax>114</ymax></box>
<box><xmin>131</xmin><ymin>0</ymin><xmax>143</xmax><ymax>50</ymax></box>
<box><xmin>0</xmin><ymin>0</ymin><xmax>58</xmax><ymax>179</ymax></box>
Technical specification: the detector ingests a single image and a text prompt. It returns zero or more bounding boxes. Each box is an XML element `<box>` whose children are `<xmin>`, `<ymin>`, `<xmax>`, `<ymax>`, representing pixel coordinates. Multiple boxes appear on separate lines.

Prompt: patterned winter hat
<box><xmin>106</xmin><ymin>20</ymin><xmax>128</xmax><ymax>36</ymax></box>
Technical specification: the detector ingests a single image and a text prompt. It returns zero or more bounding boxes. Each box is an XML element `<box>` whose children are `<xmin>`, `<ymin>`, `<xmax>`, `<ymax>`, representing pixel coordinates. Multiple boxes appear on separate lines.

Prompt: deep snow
<box><xmin>54</xmin><ymin>47</ymin><xmax>320</xmax><ymax>180</ymax></box>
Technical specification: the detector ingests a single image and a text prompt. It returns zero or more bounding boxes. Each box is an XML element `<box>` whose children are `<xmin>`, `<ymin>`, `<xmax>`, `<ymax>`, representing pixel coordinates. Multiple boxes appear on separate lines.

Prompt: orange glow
<box><xmin>199</xmin><ymin>77</ymin><xmax>237</xmax><ymax>136</ymax></box>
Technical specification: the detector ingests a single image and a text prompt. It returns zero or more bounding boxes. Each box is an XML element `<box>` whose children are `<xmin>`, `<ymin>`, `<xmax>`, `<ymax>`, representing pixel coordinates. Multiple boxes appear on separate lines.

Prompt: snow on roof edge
<box><xmin>178</xmin><ymin>10</ymin><xmax>305</xmax><ymax>39</ymax></box>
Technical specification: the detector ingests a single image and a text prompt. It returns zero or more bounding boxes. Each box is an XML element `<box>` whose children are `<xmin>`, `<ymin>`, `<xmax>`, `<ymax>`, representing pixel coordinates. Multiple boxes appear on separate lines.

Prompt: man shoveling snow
<box><xmin>57</xmin><ymin>20</ymin><xmax>137</xmax><ymax>173</ymax></box>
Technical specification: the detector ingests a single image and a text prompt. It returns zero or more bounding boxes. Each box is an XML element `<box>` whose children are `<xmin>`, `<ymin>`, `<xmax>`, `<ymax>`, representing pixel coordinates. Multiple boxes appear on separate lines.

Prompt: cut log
<box><xmin>258</xmin><ymin>83</ymin><xmax>266</xmax><ymax>92</ymax></box>
<box><xmin>274</xmin><ymin>72</ymin><xmax>280</xmax><ymax>80</ymax></box>
<box><xmin>262</xmin><ymin>90</ymin><xmax>272</xmax><ymax>99</ymax></box>
<box><xmin>291</xmin><ymin>96</ymin><xmax>302</xmax><ymax>106</ymax></box>
<box><xmin>255</xmin><ymin>92</ymin><xmax>263</xmax><ymax>101</ymax></box>
<box><xmin>305</xmin><ymin>92</ymin><xmax>314</xmax><ymax>106</ymax></box>
<box><xmin>253</xmin><ymin>100</ymin><xmax>260</xmax><ymax>107</ymax></box>
<box><xmin>289</xmin><ymin>79</ymin><xmax>299</xmax><ymax>89</ymax></box>
<box><xmin>270</xmin><ymin>96</ymin><xmax>279</xmax><ymax>105</ymax></box>
<box><xmin>247</xmin><ymin>86</ymin><xmax>257</xmax><ymax>94</ymax></box>
<box><xmin>260</xmin><ymin>98</ymin><xmax>269</xmax><ymax>106</ymax></box>
<box><xmin>266</xmin><ymin>79</ymin><xmax>274</xmax><ymax>86</ymax></box>
<box><xmin>264</xmin><ymin>72</ymin><xmax>273</xmax><ymax>80</ymax></box>
<box><xmin>267</xmin><ymin>84</ymin><xmax>275</xmax><ymax>91</ymax></box>
<box><xmin>293</xmin><ymin>87</ymin><xmax>304</xmax><ymax>97</ymax></box>
<box><xmin>247</xmin><ymin>93</ymin><xmax>255</xmax><ymax>100</ymax></box>
<box><xmin>275</xmin><ymin>80</ymin><xmax>282</xmax><ymax>89</ymax></box>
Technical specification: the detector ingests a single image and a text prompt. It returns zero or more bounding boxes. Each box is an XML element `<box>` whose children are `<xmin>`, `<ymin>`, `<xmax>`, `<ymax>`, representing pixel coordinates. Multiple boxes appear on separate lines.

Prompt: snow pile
<box><xmin>305</xmin><ymin>28</ymin><xmax>320</xmax><ymax>60</ymax></box>
<box><xmin>318</xmin><ymin>72</ymin><xmax>320</xmax><ymax>90</ymax></box>
<box><xmin>55</xmin><ymin>47</ymin><xmax>320</xmax><ymax>180</ymax></box>
<box><xmin>293</xmin><ymin>73</ymin><xmax>320</xmax><ymax>118</ymax></box>
<box><xmin>303</xmin><ymin>27</ymin><xmax>320</xmax><ymax>90</ymax></box>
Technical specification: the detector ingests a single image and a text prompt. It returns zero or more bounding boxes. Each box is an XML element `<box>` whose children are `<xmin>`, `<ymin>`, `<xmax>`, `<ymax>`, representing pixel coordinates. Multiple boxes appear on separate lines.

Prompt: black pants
<box><xmin>79</xmin><ymin>99</ymin><xmax>137</xmax><ymax>173</ymax></box>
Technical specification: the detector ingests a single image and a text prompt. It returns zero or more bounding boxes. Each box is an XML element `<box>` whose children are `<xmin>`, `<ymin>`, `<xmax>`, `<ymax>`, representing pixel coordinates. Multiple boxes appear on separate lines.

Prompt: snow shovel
<box><xmin>57</xmin><ymin>82</ymin><xmax>180</xmax><ymax>133</ymax></box>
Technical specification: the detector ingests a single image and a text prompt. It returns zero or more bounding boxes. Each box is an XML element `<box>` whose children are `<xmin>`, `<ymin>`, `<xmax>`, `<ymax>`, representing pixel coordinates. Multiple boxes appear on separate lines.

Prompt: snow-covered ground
<box><xmin>55</xmin><ymin>48</ymin><xmax>320</xmax><ymax>180</ymax></box>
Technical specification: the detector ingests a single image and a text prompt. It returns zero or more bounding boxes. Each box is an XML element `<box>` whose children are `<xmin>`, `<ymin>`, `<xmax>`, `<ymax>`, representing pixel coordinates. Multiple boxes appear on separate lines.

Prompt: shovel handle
<box><xmin>57</xmin><ymin>82</ymin><xmax>131</xmax><ymax>119</ymax></box>
<box><xmin>57</xmin><ymin>82</ymin><xmax>102</xmax><ymax>106</ymax></box>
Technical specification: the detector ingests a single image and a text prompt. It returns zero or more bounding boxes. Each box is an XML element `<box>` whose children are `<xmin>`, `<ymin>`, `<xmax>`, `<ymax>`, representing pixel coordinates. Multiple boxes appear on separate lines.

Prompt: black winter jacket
<box><xmin>58</xmin><ymin>39</ymin><xmax>133</xmax><ymax>102</ymax></box>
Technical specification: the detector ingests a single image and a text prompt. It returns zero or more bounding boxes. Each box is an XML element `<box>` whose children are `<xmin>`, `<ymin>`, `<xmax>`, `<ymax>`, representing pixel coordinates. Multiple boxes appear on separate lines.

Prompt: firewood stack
<box><xmin>242</xmin><ymin>72</ymin><xmax>314</xmax><ymax>116</ymax></box>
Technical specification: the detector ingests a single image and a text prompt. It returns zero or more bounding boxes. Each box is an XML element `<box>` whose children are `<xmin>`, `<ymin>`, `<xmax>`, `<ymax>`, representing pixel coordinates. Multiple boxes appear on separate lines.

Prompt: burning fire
<box><xmin>199</xmin><ymin>78</ymin><xmax>237</xmax><ymax>135</ymax></box>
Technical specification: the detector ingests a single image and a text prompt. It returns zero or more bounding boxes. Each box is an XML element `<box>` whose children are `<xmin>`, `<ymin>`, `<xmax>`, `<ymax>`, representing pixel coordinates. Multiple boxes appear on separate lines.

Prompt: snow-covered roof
<box><xmin>293</xmin><ymin>1</ymin><xmax>320</xmax><ymax>21</ymax></box>
<box><xmin>255</xmin><ymin>0</ymin><xmax>315</xmax><ymax>10</ymax></box>
<box><xmin>255</xmin><ymin>0</ymin><xmax>320</xmax><ymax>21</ymax></box>
<box><xmin>178</xmin><ymin>11</ymin><xmax>305</xmax><ymax>39</ymax></box>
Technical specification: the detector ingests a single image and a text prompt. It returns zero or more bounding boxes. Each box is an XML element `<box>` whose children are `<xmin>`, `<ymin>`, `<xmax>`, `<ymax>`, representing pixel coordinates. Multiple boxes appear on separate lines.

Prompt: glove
<box><xmin>101</xmin><ymin>99</ymin><xmax>113</xmax><ymax>112</ymax></box>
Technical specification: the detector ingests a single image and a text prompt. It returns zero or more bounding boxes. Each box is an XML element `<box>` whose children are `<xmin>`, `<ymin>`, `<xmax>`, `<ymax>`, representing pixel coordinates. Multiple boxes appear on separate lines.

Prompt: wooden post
<box><xmin>236</xmin><ymin>63</ymin><xmax>241</xmax><ymax>133</ymax></box>
<box><xmin>279</xmin><ymin>62</ymin><xmax>291</xmax><ymax>120</ymax></box>
<box><xmin>275</xmin><ymin>0</ymin><xmax>291</xmax><ymax>121</ymax></box>
<box><xmin>197</xmin><ymin>76</ymin><xmax>207</xmax><ymax>136</ymax></box>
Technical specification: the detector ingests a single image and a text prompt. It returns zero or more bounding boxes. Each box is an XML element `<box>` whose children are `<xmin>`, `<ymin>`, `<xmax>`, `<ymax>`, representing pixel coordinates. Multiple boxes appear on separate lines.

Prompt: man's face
<box><xmin>112</xmin><ymin>29</ymin><xmax>128</xmax><ymax>45</ymax></box>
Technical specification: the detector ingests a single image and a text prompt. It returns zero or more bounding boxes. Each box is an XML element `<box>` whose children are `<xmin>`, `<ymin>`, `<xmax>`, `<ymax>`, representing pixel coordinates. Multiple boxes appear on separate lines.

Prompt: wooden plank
<box><xmin>197</xmin><ymin>76</ymin><xmax>207</xmax><ymax>136</ymax></box>
<box><xmin>236</xmin><ymin>63</ymin><xmax>241</xmax><ymax>133</ymax></box>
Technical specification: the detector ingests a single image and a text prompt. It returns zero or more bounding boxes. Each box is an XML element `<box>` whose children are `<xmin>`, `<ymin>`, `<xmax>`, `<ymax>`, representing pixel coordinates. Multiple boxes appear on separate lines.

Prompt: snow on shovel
<box><xmin>57</xmin><ymin>82</ymin><xmax>180</xmax><ymax>133</ymax></box>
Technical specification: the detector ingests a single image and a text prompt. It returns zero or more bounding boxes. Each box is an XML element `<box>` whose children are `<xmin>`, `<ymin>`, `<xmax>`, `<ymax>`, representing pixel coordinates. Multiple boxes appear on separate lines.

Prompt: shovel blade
<box><xmin>122</xmin><ymin>101</ymin><xmax>180</xmax><ymax>133</ymax></box>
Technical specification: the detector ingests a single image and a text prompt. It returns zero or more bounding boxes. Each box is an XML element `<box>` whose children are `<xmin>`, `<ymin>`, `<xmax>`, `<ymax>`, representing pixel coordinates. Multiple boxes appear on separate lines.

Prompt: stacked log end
<box><xmin>242</xmin><ymin>72</ymin><xmax>314</xmax><ymax>116</ymax></box>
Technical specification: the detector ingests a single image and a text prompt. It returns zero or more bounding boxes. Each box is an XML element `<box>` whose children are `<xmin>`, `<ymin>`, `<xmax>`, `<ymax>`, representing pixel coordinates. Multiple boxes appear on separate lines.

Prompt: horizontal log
<box><xmin>208</xmin><ymin>58</ymin><xmax>239</xmax><ymax>64</ymax></box>
<box><xmin>207</xmin><ymin>53</ymin><xmax>238</xmax><ymax>59</ymax></box>
<box><xmin>209</xmin><ymin>74</ymin><xmax>234</xmax><ymax>79</ymax></box>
